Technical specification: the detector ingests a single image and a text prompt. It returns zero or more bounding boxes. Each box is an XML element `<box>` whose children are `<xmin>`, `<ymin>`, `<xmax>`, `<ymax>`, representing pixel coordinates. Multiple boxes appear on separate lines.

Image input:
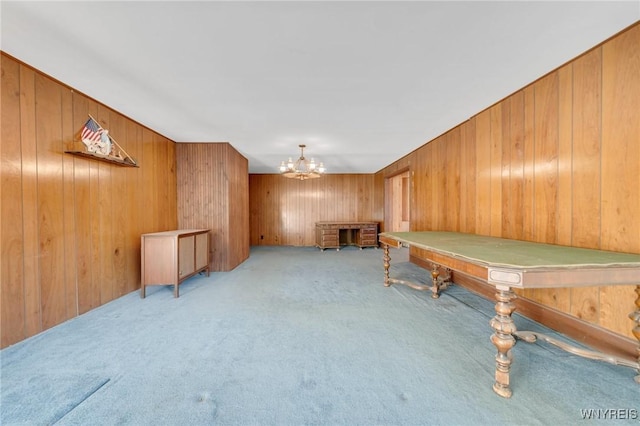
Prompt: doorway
<box><xmin>386</xmin><ymin>170</ymin><xmax>410</xmax><ymax>232</ymax></box>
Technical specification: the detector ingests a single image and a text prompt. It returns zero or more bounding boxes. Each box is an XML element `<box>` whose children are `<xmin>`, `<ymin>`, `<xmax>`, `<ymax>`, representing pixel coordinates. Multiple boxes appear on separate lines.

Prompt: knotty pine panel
<box><xmin>176</xmin><ymin>143</ymin><xmax>249</xmax><ymax>272</ymax></box>
<box><xmin>0</xmin><ymin>53</ymin><xmax>177</xmax><ymax>348</ymax></box>
<box><xmin>376</xmin><ymin>23</ymin><xmax>640</xmax><ymax>340</ymax></box>
<box><xmin>249</xmin><ymin>174</ymin><xmax>377</xmax><ymax>247</ymax></box>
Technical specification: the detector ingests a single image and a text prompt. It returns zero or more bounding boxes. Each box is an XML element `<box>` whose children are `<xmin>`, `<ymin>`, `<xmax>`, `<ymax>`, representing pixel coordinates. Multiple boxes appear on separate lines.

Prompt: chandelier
<box><xmin>278</xmin><ymin>144</ymin><xmax>326</xmax><ymax>180</ymax></box>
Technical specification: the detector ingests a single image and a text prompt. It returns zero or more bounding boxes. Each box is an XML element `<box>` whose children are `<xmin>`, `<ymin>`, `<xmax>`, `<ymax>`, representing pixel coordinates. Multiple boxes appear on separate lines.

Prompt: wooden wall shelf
<box><xmin>65</xmin><ymin>150</ymin><xmax>138</xmax><ymax>167</ymax></box>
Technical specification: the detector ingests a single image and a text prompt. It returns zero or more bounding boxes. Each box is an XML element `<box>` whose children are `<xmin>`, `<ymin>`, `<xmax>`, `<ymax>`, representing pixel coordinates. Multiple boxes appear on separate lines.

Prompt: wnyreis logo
<box><xmin>580</xmin><ymin>409</ymin><xmax>638</xmax><ymax>420</ymax></box>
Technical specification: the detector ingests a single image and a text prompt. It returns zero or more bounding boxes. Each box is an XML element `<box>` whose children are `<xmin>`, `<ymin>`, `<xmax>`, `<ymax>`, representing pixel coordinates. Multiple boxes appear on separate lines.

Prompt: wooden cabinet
<box><xmin>315</xmin><ymin>222</ymin><xmax>379</xmax><ymax>251</ymax></box>
<box><xmin>141</xmin><ymin>229</ymin><xmax>210</xmax><ymax>298</ymax></box>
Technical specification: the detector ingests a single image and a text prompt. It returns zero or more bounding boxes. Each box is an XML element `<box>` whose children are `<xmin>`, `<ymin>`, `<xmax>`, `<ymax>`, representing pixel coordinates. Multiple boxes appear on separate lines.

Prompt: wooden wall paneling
<box><xmin>254</xmin><ymin>174</ymin><xmax>278</xmax><ymax>245</ymax></box>
<box><xmin>532</xmin><ymin>72</ymin><xmax>560</xmax><ymax>245</ymax></box>
<box><xmin>141</xmin><ymin>128</ymin><xmax>156</xmax><ymax>235</ymax></box>
<box><xmin>87</xmin><ymin>107</ymin><xmax>102</xmax><ymax>311</ymax></box>
<box><xmin>522</xmin><ymin>85</ymin><xmax>536</xmax><ymax>244</ymax></box>
<box><xmin>35</xmin><ymin>74</ymin><xmax>66</xmax><ymax>330</ymax></box>
<box><xmin>72</xmin><ymin>95</ymin><xmax>94</xmax><ymax>315</ymax></box>
<box><xmin>61</xmin><ymin>84</ymin><xmax>77</xmax><ymax>319</ymax></box>
<box><xmin>177</xmin><ymin>143</ymin><xmax>247</xmax><ymax>271</ymax></box>
<box><xmin>373</xmin><ymin>171</ymin><xmax>385</xmax><ymax>229</ymax></box>
<box><xmin>344</xmin><ymin>175</ymin><xmax>355</xmax><ymax>222</ymax></box>
<box><xmin>557</xmin><ymin>64</ymin><xmax>573</xmax><ymax>247</ymax></box>
<box><xmin>1</xmin><ymin>54</ymin><xmax>179</xmax><ymax>347</ymax></box>
<box><xmin>158</xmin><ymin>135</ymin><xmax>169</xmax><ymax>231</ymax></box>
<box><xmin>475</xmin><ymin>109</ymin><xmax>491</xmax><ymax>235</ymax></box>
<box><xmin>124</xmin><ymin>120</ymin><xmax>142</xmax><ymax>294</ymax></box>
<box><xmin>417</xmin><ymin>144</ymin><xmax>430</xmax><ymax>231</ymax></box>
<box><xmin>287</xmin><ymin>178</ymin><xmax>302</xmax><ymax>246</ymax></box>
<box><xmin>507</xmin><ymin>91</ymin><xmax>525</xmax><ymax>240</ymax></box>
<box><xmin>489</xmin><ymin>104</ymin><xmax>503</xmax><ymax>237</ymax></box>
<box><xmin>571</xmin><ymin>49</ymin><xmax>602</xmax><ymax>249</ymax></box>
<box><xmin>499</xmin><ymin>100</ymin><xmax>511</xmax><ymax>238</ymax></box>
<box><xmin>110</xmin><ymin>112</ymin><xmax>128</xmax><ymax>298</ymax></box>
<box><xmin>421</xmin><ymin>144</ymin><xmax>434</xmax><ymax>231</ymax></box>
<box><xmin>96</xmin><ymin>107</ymin><xmax>114</xmax><ymax>306</ymax></box>
<box><xmin>167</xmin><ymin>139</ymin><xmax>177</xmax><ymax>230</ymax></box>
<box><xmin>532</xmin><ymin>72</ymin><xmax>561</xmax><ymax>307</ymax></box>
<box><xmin>600</xmin><ymin>25</ymin><xmax>640</xmax><ymax>338</ymax></box>
<box><xmin>368</xmin><ymin>24</ymin><xmax>640</xmax><ymax>347</ymax></box>
<box><xmin>554</xmin><ymin>63</ymin><xmax>574</xmax><ymax>313</ymax></box>
<box><xmin>435</xmin><ymin>136</ymin><xmax>446</xmax><ymax>230</ymax></box>
<box><xmin>460</xmin><ymin>118</ymin><xmax>477</xmax><ymax>234</ymax></box>
<box><xmin>248</xmin><ymin>173</ymin><xmax>376</xmax><ymax>247</ymax></box>
<box><xmin>428</xmin><ymin>138</ymin><xmax>440</xmax><ymax>230</ymax></box>
<box><xmin>226</xmin><ymin>146</ymin><xmax>249</xmax><ymax>266</ymax></box>
<box><xmin>1</xmin><ymin>55</ymin><xmax>26</xmax><ymax>346</ymax></box>
<box><xmin>570</xmin><ymin>47</ymin><xmax>602</xmax><ymax>324</ymax></box>
<box><xmin>249</xmin><ymin>174</ymin><xmax>262</xmax><ymax>245</ymax></box>
<box><xmin>401</xmin><ymin>154</ymin><xmax>416</xmax><ymax>232</ymax></box>
<box><xmin>445</xmin><ymin>129</ymin><xmax>461</xmax><ymax>232</ymax></box>
<box><xmin>390</xmin><ymin>173</ymin><xmax>402</xmax><ymax>231</ymax></box>
<box><xmin>20</xmin><ymin>65</ymin><xmax>41</xmax><ymax>337</ymax></box>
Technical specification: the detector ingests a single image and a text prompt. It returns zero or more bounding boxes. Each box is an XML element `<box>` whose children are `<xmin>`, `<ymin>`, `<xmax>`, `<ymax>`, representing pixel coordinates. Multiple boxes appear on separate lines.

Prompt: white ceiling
<box><xmin>2</xmin><ymin>1</ymin><xmax>639</xmax><ymax>173</ymax></box>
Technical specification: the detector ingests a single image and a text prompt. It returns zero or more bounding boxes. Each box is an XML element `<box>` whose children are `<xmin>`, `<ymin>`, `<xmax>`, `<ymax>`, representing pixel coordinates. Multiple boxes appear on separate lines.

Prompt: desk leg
<box><xmin>630</xmin><ymin>285</ymin><xmax>640</xmax><ymax>384</ymax></box>
<box><xmin>383</xmin><ymin>244</ymin><xmax>391</xmax><ymax>287</ymax></box>
<box><xmin>490</xmin><ymin>285</ymin><xmax>517</xmax><ymax>398</ymax></box>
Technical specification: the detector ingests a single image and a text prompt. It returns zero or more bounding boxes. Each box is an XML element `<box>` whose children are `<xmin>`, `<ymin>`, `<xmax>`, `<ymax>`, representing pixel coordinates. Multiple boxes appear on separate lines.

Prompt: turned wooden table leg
<box><xmin>383</xmin><ymin>244</ymin><xmax>391</xmax><ymax>287</ymax></box>
<box><xmin>630</xmin><ymin>284</ymin><xmax>640</xmax><ymax>384</ymax></box>
<box><xmin>490</xmin><ymin>285</ymin><xmax>517</xmax><ymax>398</ymax></box>
<box><xmin>430</xmin><ymin>264</ymin><xmax>441</xmax><ymax>299</ymax></box>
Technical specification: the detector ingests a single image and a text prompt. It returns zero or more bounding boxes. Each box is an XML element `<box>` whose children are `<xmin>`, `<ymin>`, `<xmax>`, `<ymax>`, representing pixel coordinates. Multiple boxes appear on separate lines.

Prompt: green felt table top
<box><xmin>379</xmin><ymin>231</ymin><xmax>640</xmax><ymax>270</ymax></box>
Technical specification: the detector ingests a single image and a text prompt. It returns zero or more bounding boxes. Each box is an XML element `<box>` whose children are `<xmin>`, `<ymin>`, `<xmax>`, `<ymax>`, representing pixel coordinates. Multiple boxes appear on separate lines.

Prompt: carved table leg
<box><xmin>630</xmin><ymin>284</ymin><xmax>640</xmax><ymax>384</ymax></box>
<box><xmin>383</xmin><ymin>244</ymin><xmax>391</xmax><ymax>287</ymax></box>
<box><xmin>430</xmin><ymin>264</ymin><xmax>441</xmax><ymax>299</ymax></box>
<box><xmin>490</xmin><ymin>285</ymin><xmax>517</xmax><ymax>398</ymax></box>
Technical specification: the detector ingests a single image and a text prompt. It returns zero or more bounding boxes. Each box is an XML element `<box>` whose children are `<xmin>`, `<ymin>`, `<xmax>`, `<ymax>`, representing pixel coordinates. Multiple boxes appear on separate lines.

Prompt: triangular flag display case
<box><xmin>65</xmin><ymin>115</ymin><xmax>139</xmax><ymax>167</ymax></box>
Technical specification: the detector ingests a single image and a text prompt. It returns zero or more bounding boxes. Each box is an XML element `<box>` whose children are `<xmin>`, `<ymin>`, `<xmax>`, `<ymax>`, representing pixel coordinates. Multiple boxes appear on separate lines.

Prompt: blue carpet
<box><xmin>1</xmin><ymin>246</ymin><xmax>638</xmax><ymax>425</ymax></box>
<box><xmin>1</xmin><ymin>371</ymin><xmax>109</xmax><ymax>424</ymax></box>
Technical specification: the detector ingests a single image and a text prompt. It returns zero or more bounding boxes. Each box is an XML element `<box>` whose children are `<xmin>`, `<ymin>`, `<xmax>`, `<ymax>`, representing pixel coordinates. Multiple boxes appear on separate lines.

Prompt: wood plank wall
<box><xmin>176</xmin><ymin>143</ymin><xmax>250</xmax><ymax>271</ymax></box>
<box><xmin>376</xmin><ymin>23</ymin><xmax>640</xmax><ymax>340</ymax></box>
<box><xmin>1</xmin><ymin>53</ymin><xmax>178</xmax><ymax>349</ymax></box>
<box><xmin>249</xmin><ymin>174</ymin><xmax>380</xmax><ymax>246</ymax></box>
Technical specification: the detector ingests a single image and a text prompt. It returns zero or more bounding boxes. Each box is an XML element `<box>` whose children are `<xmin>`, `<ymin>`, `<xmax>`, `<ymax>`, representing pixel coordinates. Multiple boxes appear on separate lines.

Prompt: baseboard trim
<box><xmin>411</xmin><ymin>255</ymin><xmax>637</xmax><ymax>360</ymax></box>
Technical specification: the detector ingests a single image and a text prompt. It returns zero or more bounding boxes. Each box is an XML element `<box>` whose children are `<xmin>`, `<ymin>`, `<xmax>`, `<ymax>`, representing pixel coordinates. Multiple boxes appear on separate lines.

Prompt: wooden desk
<box><xmin>379</xmin><ymin>231</ymin><xmax>640</xmax><ymax>398</ymax></box>
<box><xmin>315</xmin><ymin>221</ymin><xmax>378</xmax><ymax>251</ymax></box>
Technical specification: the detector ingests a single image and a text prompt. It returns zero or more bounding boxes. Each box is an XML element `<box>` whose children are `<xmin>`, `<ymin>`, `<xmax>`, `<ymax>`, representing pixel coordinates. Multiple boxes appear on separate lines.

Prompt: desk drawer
<box><xmin>320</xmin><ymin>235</ymin><xmax>338</xmax><ymax>244</ymax></box>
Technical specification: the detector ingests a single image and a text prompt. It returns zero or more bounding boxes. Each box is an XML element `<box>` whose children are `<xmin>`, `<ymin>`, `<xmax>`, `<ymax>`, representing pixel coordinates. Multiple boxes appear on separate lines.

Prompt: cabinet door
<box><xmin>195</xmin><ymin>232</ymin><xmax>209</xmax><ymax>270</ymax></box>
<box><xmin>178</xmin><ymin>235</ymin><xmax>196</xmax><ymax>278</ymax></box>
<box><xmin>142</xmin><ymin>236</ymin><xmax>176</xmax><ymax>284</ymax></box>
